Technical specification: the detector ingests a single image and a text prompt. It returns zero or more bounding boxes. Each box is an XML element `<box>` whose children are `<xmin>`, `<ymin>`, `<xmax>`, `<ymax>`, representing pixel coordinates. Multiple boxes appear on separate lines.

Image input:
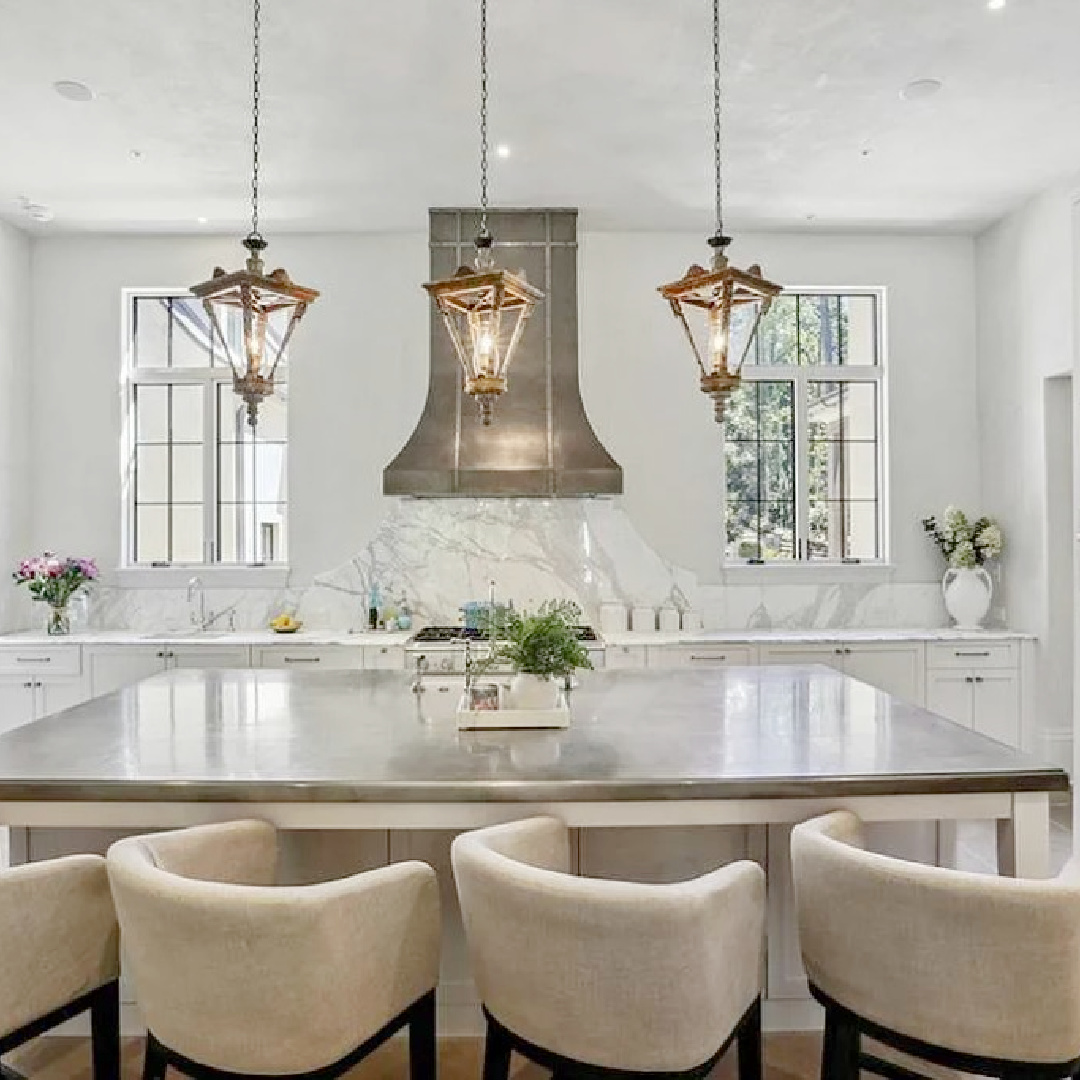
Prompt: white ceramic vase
<box><xmin>942</xmin><ymin>566</ymin><xmax>993</xmax><ymax>629</ymax></box>
<box><xmin>509</xmin><ymin>673</ymin><xmax>561</xmax><ymax>710</ymax></box>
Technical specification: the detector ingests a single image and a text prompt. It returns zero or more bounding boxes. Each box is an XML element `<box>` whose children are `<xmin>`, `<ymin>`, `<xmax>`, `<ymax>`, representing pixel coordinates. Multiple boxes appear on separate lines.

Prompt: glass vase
<box><xmin>46</xmin><ymin>601</ymin><xmax>71</xmax><ymax>636</ymax></box>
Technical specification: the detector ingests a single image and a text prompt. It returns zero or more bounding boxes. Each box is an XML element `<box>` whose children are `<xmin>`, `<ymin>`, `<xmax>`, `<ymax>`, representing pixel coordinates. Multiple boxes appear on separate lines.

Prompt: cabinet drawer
<box><xmin>0</xmin><ymin>646</ymin><xmax>82</xmax><ymax>677</ymax></box>
<box><xmin>927</xmin><ymin>641</ymin><xmax>1018</xmax><ymax>670</ymax></box>
<box><xmin>647</xmin><ymin>645</ymin><xmax>756</xmax><ymax>668</ymax></box>
<box><xmin>362</xmin><ymin>644</ymin><xmax>405</xmax><ymax>670</ymax></box>
<box><xmin>604</xmin><ymin>645</ymin><xmax>647</xmax><ymax>670</ymax></box>
<box><xmin>254</xmin><ymin>646</ymin><xmax>364</xmax><ymax>670</ymax></box>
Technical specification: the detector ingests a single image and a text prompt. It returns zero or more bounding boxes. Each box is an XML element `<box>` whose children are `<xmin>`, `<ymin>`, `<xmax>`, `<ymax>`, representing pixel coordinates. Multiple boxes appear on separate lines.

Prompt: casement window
<box><xmin>724</xmin><ymin>291</ymin><xmax>885</xmax><ymax>564</ymax></box>
<box><xmin>122</xmin><ymin>291</ymin><xmax>288</xmax><ymax>567</ymax></box>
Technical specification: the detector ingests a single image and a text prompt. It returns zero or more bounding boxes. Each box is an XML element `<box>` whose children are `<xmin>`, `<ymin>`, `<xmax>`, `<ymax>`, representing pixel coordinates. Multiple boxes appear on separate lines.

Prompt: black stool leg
<box><xmin>90</xmin><ymin>981</ymin><xmax>121</xmax><ymax>1080</ymax></box>
<box><xmin>142</xmin><ymin>1032</ymin><xmax>168</xmax><ymax>1080</ymax></box>
<box><xmin>737</xmin><ymin>997</ymin><xmax>763</xmax><ymax>1080</ymax></box>
<box><xmin>481</xmin><ymin>1017</ymin><xmax>513</xmax><ymax>1080</ymax></box>
<box><xmin>409</xmin><ymin>990</ymin><xmax>437</xmax><ymax>1080</ymax></box>
<box><xmin>820</xmin><ymin>1004</ymin><xmax>859</xmax><ymax>1080</ymax></box>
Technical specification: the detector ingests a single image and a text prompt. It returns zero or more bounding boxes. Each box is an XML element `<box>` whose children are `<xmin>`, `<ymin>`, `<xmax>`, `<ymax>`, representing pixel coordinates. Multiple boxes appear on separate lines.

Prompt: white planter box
<box><xmin>456</xmin><ymin>691</ymin><xmax>570</xmax><ymax>730</ymax></box>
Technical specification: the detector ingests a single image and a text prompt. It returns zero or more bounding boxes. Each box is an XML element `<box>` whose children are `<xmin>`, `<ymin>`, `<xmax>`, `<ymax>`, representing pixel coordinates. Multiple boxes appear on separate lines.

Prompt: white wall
<box><xmin>29</xmin><ymin>233</ymin><xmax>430</xmax><ymax>584</ymax></box>
<box><xmin>975</xmin><ymin>184</ymin><xmax>1078</xmax><ymax>763</ymax></box>
<box><xmin>581</xmin><ymin>231</ymin><xmax>980</xmax><ymax>585</ymax></box>
<box><xmin>0</xmin><ymin>220</ymin><xmax>31</xmax><ymax>630</ymax></box>
<box><xmin>24</xmin><ymin>228</ymin><xmax>978</xmax><ymax>612</ymax></box>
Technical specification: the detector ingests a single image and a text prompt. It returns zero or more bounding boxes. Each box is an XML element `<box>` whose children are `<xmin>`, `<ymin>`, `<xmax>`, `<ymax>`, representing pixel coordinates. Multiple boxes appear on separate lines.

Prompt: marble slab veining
<box><xmin>0</xmin><ymin>666</ymin><xmax>1064</xmax><ymax>803</ymax></box>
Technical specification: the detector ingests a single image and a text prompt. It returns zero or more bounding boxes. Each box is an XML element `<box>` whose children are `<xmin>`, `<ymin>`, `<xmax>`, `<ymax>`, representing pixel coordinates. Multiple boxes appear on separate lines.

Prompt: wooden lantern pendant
<box><xmin>424</xmin><ymin>236</ymin><xmax>543</xmax><ymax>425</ymax></box>
<box><xmin>192</xmin><ymin>235</ymin><xmax>319</xmax><ymax>427</ymax></box>
<box><xmin>659</xmin><ymin>235</ymin><xmax>781</xmax><ymax>423</ymax></box>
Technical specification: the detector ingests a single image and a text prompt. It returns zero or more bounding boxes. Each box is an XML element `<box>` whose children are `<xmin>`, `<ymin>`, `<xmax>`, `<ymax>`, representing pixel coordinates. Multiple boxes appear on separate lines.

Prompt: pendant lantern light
<box><xmin>190</xmin><ymin>0</ymin><xmax>319</xmax><ymax>428</ymax></box>
<box><xmin>423</xmin><ymin>0</ymin><xmax>543</xmax><ymax>426</ymax></box>
<box><xmin>657</xmin><ymin>0</ymin><xmax>782</xmax><ymax>423</ymax></box>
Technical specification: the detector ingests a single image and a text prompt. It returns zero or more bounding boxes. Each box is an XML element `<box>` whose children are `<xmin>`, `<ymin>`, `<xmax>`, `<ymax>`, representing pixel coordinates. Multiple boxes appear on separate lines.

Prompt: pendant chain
<box><xmin>712</xmin><ymin>0</ymin><xmax>725</xmax><ymax>241</ymax></box>
<box><xmin>250</xmin><ymin>0</ymin><xmax>262</xmax><ymax>242</ymax></box>
<box><xmin>478</xmin><ymin>0</ymin><xmax>490</xmax><ymax>240</ymax></box>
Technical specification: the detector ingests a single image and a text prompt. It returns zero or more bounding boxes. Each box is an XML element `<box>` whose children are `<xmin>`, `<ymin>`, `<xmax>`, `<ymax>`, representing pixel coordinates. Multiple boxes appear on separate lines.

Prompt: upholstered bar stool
<box><xmin>451</xmin><ymin>816</ymin><xmax>766</xmax><ymax>1080</ymax></box>
<box><xmin>107</xmin><ymin>820</ymin><xmax>440</xmax><ymax>1080</ymax></box>
<box><xmin>0</xmin><ymin>854</ymin><xmax>119</xmax><ymax>1080</ymax></box>
<box><xmin>791</xmin><ymin>810</ymin><xmax>1080</xmax><ymax>1080</ymax></box>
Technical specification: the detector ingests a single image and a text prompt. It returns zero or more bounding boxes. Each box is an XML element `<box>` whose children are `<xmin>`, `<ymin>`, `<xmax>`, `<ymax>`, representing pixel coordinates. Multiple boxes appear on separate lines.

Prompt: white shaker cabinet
<box><xmin>0</xmin><ymin>646</ymin><xmax>89</xmax><ymax>733</ymax></box>
<box><xmin>926</xmin><ymin>669</ymin><xmax>1021</xmax><ymax>746</ymax></box>
<box><xmin>362</xmin><ymin>644</ymin><xmax>406</xmax><ymax>670</ymax></box>
<box><xmin>759</xmin><ymin>643</ymin><xmax>845</xmax><ymax>670</ymax></box>
<box><xmin>839</xmin><ymin>644</ymin><xmax>925</xmax><ymax>704</ymax></box>
<box><xmin>87</xmin><ymin>644</ymin><xmax>251</xmax><ymax>698</ymax></box>
<box><xmin>925</xmin><ymin>641</ymin><xmax>1021</xmax><ymax>747</ymax></box>
<box><xmin>646</xmin><ymin>644</ymin><xmax>756</xmax><ymax>668</ymax></box>
<box><xmin>169</xmin><ymin>645</ymin><xmax>251</xmax><ymax>669</ymax></box>
<box><xmin>254</xmin><ymin>645</ymin><xmax>364</xmax><ymax>670</ymax></box>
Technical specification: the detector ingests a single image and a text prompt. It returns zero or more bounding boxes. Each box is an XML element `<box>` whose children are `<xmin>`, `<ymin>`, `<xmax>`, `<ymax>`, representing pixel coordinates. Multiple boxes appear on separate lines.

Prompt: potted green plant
<box><xmin>485</xmin><ymin>600</ymin><xmax>593</xmax><ymax>710</ymax></box>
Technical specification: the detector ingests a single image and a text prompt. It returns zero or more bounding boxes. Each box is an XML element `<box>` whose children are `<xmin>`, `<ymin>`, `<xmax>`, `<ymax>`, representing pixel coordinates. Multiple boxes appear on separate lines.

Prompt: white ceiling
<box><xmin>1</xmin><ymin>0</ymin><xmax>1079</xmax><ymax>235</ymax></box>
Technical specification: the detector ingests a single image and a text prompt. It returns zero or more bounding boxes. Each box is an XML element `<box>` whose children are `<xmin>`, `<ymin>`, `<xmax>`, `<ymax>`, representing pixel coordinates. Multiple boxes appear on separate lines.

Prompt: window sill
<box><xmin>721</xmin><ymin>562</ymin><xmax>896</xmax><ymax>585</ymax></box>
<box><xmin>108</xmin><ymin>566</ymin><xmax>292</xmax><ymax>590</ymax></box>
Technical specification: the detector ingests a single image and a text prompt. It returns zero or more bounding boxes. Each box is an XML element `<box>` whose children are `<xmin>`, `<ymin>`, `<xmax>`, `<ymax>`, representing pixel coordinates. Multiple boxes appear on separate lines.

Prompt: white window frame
<box><xmin>723</xmin><ymin>286</ymin><xmax>890</xmax><ymax>570</ymax></box>
<box><xmin>118</xmin><ymin>286</ymin><xmax>291</xmax><ymax>585</ymax></box>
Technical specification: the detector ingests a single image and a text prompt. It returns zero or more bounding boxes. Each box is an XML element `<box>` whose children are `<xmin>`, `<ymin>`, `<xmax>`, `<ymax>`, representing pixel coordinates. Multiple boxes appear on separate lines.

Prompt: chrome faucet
<box><xmin>186</xmin><ymin>576</ymin><xmax>205</xmax><ymax>629</ymax></box>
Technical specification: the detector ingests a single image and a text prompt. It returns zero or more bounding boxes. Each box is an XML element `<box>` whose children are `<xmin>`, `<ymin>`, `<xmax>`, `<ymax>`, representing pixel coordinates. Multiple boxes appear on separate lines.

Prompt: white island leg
<box><xmin>997</xmin><ymin>791</ymin><xmax>1051</xmax><ymax>878</ymax></box>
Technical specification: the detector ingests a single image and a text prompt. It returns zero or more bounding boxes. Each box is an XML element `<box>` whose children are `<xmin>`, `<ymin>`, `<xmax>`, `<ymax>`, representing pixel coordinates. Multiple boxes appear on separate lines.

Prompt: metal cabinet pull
<box><xmin>955</xmin><ymin>650</ymin><xmax>990</xmax><ymax>657</ymax></box>
<box><xmin>283</xmin><ymin>656</ymin><xmax>321</xmax><ymax>664</ymax></box>
<box><xmin>16</xmin><ymin>656</ymin><xmax>51</xmax><ymax>663</ymax></box>
<box><xmin>690</xmin><ymin>655</ymin><xmax>727</xmax><ymax>662</ymax></box>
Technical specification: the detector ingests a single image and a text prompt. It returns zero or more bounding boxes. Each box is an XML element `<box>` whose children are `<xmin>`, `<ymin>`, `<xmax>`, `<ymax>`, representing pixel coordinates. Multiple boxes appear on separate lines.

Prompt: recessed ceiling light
<box><xmin>901</xmin><ymin>77</ymin><xmax>944</xmax><ymax>101</ymax></box>
<box><xmin>53</xmin><ymin>79</ymin><xmax>94</xmax><ymax>102</ymax></box>
<box><xmin>130</xmin><ymin>149</ymin><xmax>144</xmax><ymax>161</ymax></box>
<box><xmin>988</xmin><ymin>0</ymin><xmax>1005</xmax><ymax>9</ymax></box>
<box><xmin>495</xmin><ymin>143</ymin><xmax>511</xmax><ymax>159</ymax></box>
<box><xmin>196</xmin><ymin>217</ymin><xmax>209</xmax><ymax>225</ymax></box>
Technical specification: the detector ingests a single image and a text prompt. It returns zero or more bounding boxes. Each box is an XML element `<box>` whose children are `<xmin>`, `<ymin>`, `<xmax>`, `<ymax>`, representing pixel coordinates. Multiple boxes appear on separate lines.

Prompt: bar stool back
<box><xmin>107</xmin><ymin>820</ymin><xmax>440</xmax><ymax>1080</ymax></box>
<box><xmin>452</xmin><ymin>816</ymin><xmax>766</xmax><ymax>1080</ymax></box>
<box><xmin>0</xmin><ymin>854</ymin><xmax>119</xmax><ymax>1080</ymax></box>
<box><xmin>791</xmin><ymin>810</ymin><xmax>1080</xmax><ymax>1080</ymax></box>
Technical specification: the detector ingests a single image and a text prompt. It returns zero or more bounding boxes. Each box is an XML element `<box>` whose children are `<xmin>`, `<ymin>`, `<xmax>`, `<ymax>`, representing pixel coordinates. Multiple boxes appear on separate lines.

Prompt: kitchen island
<box><xmin>0</xmin><ymin>664</ymin><xmax>1067</xmax><ymax>1030</ymax></box>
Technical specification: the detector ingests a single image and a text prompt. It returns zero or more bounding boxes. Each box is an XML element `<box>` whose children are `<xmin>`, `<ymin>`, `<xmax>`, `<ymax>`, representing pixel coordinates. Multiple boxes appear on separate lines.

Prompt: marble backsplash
<box><xmin>73</xmin><ymin>498</ymin><xmax>956</xmax><ymax>633</ymax></box>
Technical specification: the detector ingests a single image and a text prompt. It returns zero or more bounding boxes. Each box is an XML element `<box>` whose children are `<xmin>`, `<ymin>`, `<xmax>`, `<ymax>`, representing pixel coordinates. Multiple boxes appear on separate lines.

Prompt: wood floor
<box><xmin>8</xmin><ymin>1034</ymin><xmax>825</xmax><ymax>1080</ymax></box>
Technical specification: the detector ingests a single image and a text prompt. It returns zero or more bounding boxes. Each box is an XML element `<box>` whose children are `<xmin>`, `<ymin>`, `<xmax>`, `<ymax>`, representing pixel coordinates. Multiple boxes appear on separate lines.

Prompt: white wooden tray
<box><xmin>456</xmin><ymin>692</ymin><xmax>570</xmax><ymax>730</ymax></box>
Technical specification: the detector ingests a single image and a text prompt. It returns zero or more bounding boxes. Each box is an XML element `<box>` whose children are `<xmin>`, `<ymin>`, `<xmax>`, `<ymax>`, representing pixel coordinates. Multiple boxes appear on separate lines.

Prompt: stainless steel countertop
<box><xmin>0</xmin><ymin>666</ymin><xmax>1066</xmax><ymax>802</ymax></box>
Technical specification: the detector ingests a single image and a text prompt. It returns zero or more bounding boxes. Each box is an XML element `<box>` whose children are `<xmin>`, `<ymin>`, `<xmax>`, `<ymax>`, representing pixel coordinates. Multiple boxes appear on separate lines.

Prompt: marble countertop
<box><xmin>0</xmin><ymin>627</ymin><xmax>1031</xmax><ymax>648</ymax></box>
<box><xmin>0</xmin><ymin>629</ymin><xmax>413</xmax><ymax>647</ymax></box>
<box><xmin>602</xmin><ymin>628</ymin><xmax>1034</xmax><ymax>646</ymax></box>
<box><xmin>0</xmin><ymin>666</ymin><xmax>1064</xmax><ymax>802</ymax></box>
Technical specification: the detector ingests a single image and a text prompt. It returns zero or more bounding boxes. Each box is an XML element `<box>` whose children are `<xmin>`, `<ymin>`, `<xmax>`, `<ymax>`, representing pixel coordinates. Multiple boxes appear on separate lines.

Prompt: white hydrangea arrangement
<box><xmin>922</xmin><ymin>507</ymin><xmax>1003</xmax><ymax>569</ymax></box>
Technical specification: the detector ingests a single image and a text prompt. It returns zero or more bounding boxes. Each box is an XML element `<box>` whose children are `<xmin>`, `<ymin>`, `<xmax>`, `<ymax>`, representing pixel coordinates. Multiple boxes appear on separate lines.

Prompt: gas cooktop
<box><xmin>409</xmin><ymin>625</ymin><xmax>599</xmax><ymax>644</ymax></box>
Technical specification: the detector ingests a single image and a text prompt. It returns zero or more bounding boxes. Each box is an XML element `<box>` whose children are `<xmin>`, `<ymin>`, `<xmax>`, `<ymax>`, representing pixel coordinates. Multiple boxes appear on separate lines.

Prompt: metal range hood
<box><xmin>384</xmin><ymin>209</ymin><xmax>623</xmax><ymax>497</ymax></box>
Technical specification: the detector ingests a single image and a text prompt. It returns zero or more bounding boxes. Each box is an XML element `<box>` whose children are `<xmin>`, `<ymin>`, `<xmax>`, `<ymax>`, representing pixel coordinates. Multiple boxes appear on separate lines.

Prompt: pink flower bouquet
<box><xmin>13</xmin><ymin>553</ymin><xmax>98</xmax><ymax>634</ymax></box>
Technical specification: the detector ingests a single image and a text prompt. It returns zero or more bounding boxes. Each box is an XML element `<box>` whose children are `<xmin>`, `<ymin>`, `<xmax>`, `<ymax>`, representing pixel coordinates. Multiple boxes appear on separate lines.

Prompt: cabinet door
<box><xmin>87</xmin><ymin>647</ymin><xmax>167</xmax><ymax>697</ymax></box>
<box><xmin>0</xmin><ymin>681</ymin><xmax>37</xmax><ymax>735</ymax></box>
<box><xmin>168</xmin><ymin>645</ymin><xmax>251</xmax><ymax>669</ymax></box>
<box><xmin>36</xmin><ymin>677</ymin><xmax>91</xmax><ymax>719</ymax></box>
<box><xmin>972</xmin><ymin>671</ymin><xmax>1021</xmax><ymax>747</ymax></box>
<box><xmin>926</xmin><ymin>671</ymin><xmax>974</xmax><ymax>728</ymax></box>
<box><xmin>605</xmin><ymin>645</ymin><xmax>647</xmax><ymax>670</ymax></box>
<box><xmin>842</xmin><ymin>644</ymin><xmax>925</xmax><ymax>704</ymax></box>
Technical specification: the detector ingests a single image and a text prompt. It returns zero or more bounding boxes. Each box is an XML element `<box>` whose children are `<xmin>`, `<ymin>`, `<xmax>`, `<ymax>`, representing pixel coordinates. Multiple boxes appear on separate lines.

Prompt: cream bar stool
<box><xmin>0</xmin><ymin>854</ymin><xmax>119</xmax><ymax>1080</ymax></box>
<box><xmin>791</xmin><ymin>810</ymin><xmax>1080</xmax><ymax>1080</ymax></box>
<box><xmin>451</xmin><ymin>817</ymin><xmax>766</xmax><ymax>1080</ymax></box>
<box><xmin>107</xmin><ymin>820</ymin><xmax>440</xmax><ymax>1080</ymax></box>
